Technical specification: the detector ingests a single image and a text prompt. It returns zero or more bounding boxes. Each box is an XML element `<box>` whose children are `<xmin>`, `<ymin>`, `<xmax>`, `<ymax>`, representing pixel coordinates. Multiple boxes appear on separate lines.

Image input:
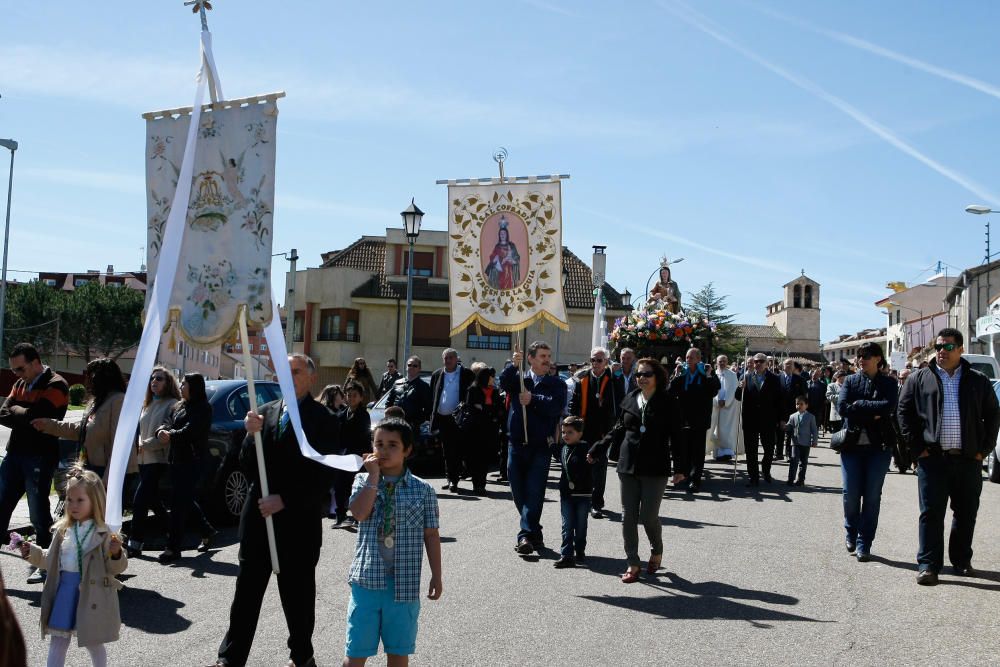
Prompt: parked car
<box><xmin>989</xmin><ymin>380</ymin><xmax>1000</xmax><ymax>484</ymax></box>
<box><xmin>963</xmin><ymin>353</ymin><xmax>1000</xmax><ymax>380</ymax></box>
<box><xmin>368</xmin><ymin>372</ymin><xmax>442</xmax><ymax>471</ymax></box>
<box><xmin>201</xmin><ymin>380</ymin><xmax>283</xmax><ymax>522</ymax></box>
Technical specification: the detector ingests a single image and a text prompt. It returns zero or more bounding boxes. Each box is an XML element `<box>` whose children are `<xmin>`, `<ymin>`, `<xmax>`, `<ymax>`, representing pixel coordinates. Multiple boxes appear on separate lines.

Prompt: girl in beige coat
<box><xmin>21</xmin><ymin>466</ymin><xmax>127</xmax><ymax>666</ymax></box>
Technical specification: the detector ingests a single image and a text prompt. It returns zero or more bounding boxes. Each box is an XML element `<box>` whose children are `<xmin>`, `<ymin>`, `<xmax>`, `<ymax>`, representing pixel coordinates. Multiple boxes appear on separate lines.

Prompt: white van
<box><xmin>962</xmin><ymin>353</ymin><xmax>1000</xmax><ymax>380</ymax></box>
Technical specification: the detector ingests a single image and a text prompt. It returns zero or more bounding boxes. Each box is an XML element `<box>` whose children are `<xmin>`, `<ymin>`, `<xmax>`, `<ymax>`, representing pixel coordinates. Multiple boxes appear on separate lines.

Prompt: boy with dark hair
<box><xmin>785</xmin><ymin>395</ymin><xmax>817</xmax><ymax>487</ymax></box>
<box><xmin>552</xmin><ymin>416</ymin><xmax>596</xmax><ymax>568</ymax></box>
<box><xmin>344</xmin><ymin>418</ymin><xmax>442</xmax><ymax>665</ymax></box>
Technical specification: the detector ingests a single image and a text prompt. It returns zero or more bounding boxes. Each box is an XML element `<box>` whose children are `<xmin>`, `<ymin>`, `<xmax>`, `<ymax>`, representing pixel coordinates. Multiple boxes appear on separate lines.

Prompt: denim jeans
<box><xmin>0</xmin><ymin>450</ymin><xmax>57</xmax><ymax>548</ymax></box>
<box><xmin>840</xmin><ymin>447</ymin><xmax>892</xmax><ymax>553</ymax></box>
<box><xmin>559</xmin><ymin>496</ymin><xmax>590</xmax><ymax>557</ymax></box>
<box><xmin>507</xmin><ymin>444</ymin><xmax>551</xmax><ymax>542</ymax></box>
<box><xmin>131</xmin><ymin>463</ymin><xmax>169</xmax><ymax>543</ymax></box>
<box><xmin>916</xmin><ymin>453</ymin><xmax>983</xmax><ymax>573</ymax></box>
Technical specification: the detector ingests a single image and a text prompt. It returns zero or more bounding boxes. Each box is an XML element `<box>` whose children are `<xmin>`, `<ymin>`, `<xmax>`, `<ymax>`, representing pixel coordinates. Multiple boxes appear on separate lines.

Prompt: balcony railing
<box><xmin>467</xmin><ymin>337</ymin><xmax>511</xmax><ymax>351</ymax></box>
<box><xmin>317</xmin><ymin>331</ymin><xmax>360</xmax><ymax>342</ymax></box>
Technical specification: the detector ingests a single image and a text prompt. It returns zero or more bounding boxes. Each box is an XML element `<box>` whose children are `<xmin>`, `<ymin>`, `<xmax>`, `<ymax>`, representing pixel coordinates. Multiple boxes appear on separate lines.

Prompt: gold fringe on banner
<box><xmin>449</xmin><ymin>310</ymin><xmax>569</xmax><ymax>338</ymax></box>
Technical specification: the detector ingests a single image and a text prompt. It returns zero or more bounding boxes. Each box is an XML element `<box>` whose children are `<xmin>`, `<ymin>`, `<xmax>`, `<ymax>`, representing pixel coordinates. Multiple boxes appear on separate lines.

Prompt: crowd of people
<box><xmin>0</xmin><ymin>326</ymin><xmax>997</xmax><ymax>665</ymax></box>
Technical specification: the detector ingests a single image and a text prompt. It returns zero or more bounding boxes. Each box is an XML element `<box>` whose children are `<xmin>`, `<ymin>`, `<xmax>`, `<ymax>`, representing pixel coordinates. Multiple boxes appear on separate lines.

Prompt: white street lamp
<box><xmin>0</xmin><ymin>139</ymin><xmax>18</xmax><ymax>357</ymax></box>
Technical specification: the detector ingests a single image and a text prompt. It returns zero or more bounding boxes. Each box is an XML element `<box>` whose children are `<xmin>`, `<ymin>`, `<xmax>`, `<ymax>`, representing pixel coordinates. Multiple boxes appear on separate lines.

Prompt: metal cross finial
<box><xmin>493</xmin><ymin>147</ymin><xmax>508</xmax><ymax>181</ymax></box>
<box><xmin>183</xmin><ymin>1</ymin><xmax>213</xmax><ymax>31</ymax></box>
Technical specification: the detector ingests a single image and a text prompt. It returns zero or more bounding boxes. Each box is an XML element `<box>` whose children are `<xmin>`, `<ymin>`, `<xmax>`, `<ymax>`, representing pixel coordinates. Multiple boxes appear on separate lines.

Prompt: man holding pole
<box><xmin>213</xmin><ymin>353</ymin><xmax>340</xmax><ymax>667</ymax></box>
<box><xmin>499</xmin><ymin>341</ymin><xmax>567</xmax><ymax>555</ymax></box>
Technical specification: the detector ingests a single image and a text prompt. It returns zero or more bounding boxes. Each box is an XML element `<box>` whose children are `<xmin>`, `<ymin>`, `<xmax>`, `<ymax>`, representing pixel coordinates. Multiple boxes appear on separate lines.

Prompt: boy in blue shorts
<box><xmin>344</xmin><ymin>417</ymin><xmax>442</xmax><ymax>666</ymax></box>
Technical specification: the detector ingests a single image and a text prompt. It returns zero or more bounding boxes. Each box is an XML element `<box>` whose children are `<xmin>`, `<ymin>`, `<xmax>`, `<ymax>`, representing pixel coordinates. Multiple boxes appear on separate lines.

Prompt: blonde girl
<box><xmin>21</xmin><ymin>466</ymin><xmax>127</xmax><ymax>667</ymax></box>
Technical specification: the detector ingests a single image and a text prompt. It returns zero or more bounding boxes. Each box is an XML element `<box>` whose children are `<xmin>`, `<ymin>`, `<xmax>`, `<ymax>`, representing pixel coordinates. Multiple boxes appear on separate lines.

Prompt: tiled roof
<box><xmin>562</xmin><ymin>247</ymin><xmax>625</xmax><ymax>310</ymax></box>
<box><xmin>733</xmin><ymin>324</ymin><xmax>783</xmax><ymax>339</ymax></box>
<box><xmin>323</xmin><ymin>238</ymin><xmax>626</xmax><ymax>310</ymax></box>
<box><xmin>320</xmin><ymin>237</ymin><xmax>386</xmax><ymax>272</ymax></box>
<box><xmin>351</xmin><ymin>276</ymin><xmax>450</xmax><ymax>302</ymax></box>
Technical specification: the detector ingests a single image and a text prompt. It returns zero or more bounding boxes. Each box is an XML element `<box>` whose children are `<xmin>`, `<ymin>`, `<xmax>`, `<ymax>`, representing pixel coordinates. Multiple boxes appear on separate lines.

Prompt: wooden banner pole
<box><xmin>239</xmin><ymin>308</ymin><xmax>280</xmax><ymax>574</ymax></box>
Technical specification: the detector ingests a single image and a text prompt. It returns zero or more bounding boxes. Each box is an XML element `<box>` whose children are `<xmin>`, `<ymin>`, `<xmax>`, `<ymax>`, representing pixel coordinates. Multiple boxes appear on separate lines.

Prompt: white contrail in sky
<box><xmin>747</xmin><ymin>2</ymin><xmax>1000</xmax><ymax>102</ymax></box>
<box><xmin>660</xmin><ymin>0</ymin><xmax>1000</xmax><ymax>206</ymax></box>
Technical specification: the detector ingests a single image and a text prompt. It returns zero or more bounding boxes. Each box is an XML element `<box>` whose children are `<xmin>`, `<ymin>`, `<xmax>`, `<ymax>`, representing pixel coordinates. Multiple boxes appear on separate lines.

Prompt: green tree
<box><xmin>60</xmin><ymin>282</ymin><xmax>143</xmax><ymax>363</ymax></box>
<box><xmin>3</xmin><ymin>280</ymin><xmax>64</xmax><ymax>358</ymax></box>
<box><xmin>684</xmin><ymin>282</ymin><xmax>740</xmax><ymax>359</ymax></box>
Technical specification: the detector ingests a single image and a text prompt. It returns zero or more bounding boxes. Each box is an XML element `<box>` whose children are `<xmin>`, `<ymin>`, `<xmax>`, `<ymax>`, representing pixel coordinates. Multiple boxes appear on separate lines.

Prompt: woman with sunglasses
<box><xmin>836</xmin><ymin>341</ymin><xmax>898</xmax><ymax>562</ymax></box>
<box><xmin>597</xmin><ymin>358</ymin><xmax>685</xmax><ymax>583</ymax></box>
<box><xmin>126</xmin><ymin>367</ymin><xmax>181</xmax><ymax>557</ymax></box>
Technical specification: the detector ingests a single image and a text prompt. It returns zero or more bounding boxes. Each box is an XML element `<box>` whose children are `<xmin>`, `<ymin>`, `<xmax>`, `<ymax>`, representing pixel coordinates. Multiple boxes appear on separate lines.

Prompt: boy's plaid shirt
<box><xmin>348</xmin><ymin>468</ymin><xmax>440</xmax><ymax>602</ymax></box>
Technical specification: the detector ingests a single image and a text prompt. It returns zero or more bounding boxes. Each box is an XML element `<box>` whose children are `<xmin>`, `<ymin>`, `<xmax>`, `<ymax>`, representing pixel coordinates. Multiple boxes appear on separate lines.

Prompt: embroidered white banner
<box><xmin>447</xmin><ymin>181</ymin><xmax>568</xmax><ymax>335</ymax></box>
<box><xmin>145</xmin><ymin>100</ymin><xmax>277</xmax><ymax>345</ymax></box>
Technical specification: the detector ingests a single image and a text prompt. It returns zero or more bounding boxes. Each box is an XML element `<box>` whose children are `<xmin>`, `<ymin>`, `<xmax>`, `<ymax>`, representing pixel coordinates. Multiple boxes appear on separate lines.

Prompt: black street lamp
<box><xmin>0</xmin><ymin>138</ymin><xmax>18</xmax><ymax>357</ymax></box>
<box><xmin>401</xmin><ymin>198</ymin><xmax>424</xmax><ymax>361</ymax></box>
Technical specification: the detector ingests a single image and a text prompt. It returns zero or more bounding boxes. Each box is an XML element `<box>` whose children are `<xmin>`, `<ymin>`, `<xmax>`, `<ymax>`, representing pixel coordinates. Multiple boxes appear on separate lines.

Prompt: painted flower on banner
<box><xmin>183</xmin><ymin>260</ymin><xmax>238</xmax><ymax>337</ymax></box>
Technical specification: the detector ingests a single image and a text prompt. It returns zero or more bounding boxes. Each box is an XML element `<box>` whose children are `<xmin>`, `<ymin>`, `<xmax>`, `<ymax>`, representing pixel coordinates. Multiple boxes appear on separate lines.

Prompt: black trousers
<box><xmin>436</xmin><ymin>414</ymin><xmax>464</xmax><ymax>484</ymax></box>
<box><xmin>218</xmin><ymin>550</ymin><xmax>319</xmax><ymax>666</ymax></box>
<box><xmin>468</xmin><ymin>423</ymin><xmax>497</xmax><ymax>489</ymax></box>
<box><xmin>743</xmin><ymin>423</ymin><xmax>775</xmax><ymax>482</ymax></box>
<box><xmin>916</xmin><ymin>452</ymin><xmax>982</xmax><ymax>572</ymax></box>
<box><xmin>679</xmin><ymin>426</ymin><xmax>707</xmax><ymax>484</ymax></box>
<box><xmin>332</xmin><ymin>469</ymin><xmax>358</xmax><ymax>517</ymax></box>
<box><xmin>167</xmin><ymin>460</ymin><xmax>214</xmax><ymax>551</ymax></box>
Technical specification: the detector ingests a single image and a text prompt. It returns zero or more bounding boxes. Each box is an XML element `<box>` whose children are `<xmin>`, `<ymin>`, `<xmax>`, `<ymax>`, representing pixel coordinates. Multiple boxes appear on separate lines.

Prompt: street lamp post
<box><xmin>401</xmin><ymin>199</ymin><xmax>424</xmax><ymax>362</ymax></box>
<box><xmin>0</xmin><ymin>139</ymin><xmax>18</xmax><ymax>357</ymax></box>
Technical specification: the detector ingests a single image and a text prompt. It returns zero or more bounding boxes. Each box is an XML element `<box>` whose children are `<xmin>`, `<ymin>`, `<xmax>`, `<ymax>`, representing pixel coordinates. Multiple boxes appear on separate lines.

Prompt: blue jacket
<box><xmin>838</xmin><ymin>371</ymin><xmax>898</xmax><ymax>449</ymax></box>
<box><xmin>499</xmin><ymin>365</ymin><xmax>567</xmax><ymax>447</ymax></box>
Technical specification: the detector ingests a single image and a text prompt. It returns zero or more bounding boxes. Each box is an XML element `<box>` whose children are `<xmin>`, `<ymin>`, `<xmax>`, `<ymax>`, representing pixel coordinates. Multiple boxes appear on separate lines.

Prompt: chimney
<box><xmin>107</xmin><ymin>264</ymin><xmax>114</xmax><ymax>275</ymax></box>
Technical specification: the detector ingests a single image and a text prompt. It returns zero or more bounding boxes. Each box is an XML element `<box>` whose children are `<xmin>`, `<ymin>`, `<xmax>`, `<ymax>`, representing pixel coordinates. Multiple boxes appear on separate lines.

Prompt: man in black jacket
<box><xmin>669</xmin><ymin>348</ymin><xmax>721</xmax><ymax>494</ymax></box>
<box><xmin>386</xmin><ymin>355</ymin><xmax>432</xmax><ymax>434</ymax></box>
<box><xmin>568</xmin><ymin>347</ymin><xmax>621</xmax><ymax>518</ymax></box>
<box><xmin>214</xmin><ymin>353</ymin><xmax>340</xmax><ymax>667</ymax></box>
<box><xmin>429</xmin><ymin>348</ymin><xmax>475</xmax><ymax>493</ymax></box>
<box><xmin>735</xmin><ymin>353</ymin><xmax>783</xmax><ymax>486</ymax></box>
<box><xmin>376</xmin><ymin>358</ymin><xmax>401</xmax><ymax>398</ymax></box>
<box><xmin>897</xmin><ymin>328</ymin><xmax>1000</xmax><ymax>586</ymax></box>
<box><xmin>0</xmin><ymin>342</ymin><xmax>69</xmax><ymax>584</ymax></box>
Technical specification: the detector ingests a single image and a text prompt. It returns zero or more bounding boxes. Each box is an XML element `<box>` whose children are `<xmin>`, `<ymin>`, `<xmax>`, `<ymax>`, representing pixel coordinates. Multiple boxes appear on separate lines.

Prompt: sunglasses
<box><xmin>407</xmin><ymin>363</ymin><xmax>419</xmax><ymax>367</ymax></box>
<box><xmin>934</xmin><ymin>343</ymin><xmax>958</xmax><ymax>352</ymax></box>
<box><xmin>590</xmin><ymin>357</ymin><xmax>607</xmax><ymax>363</ymax></box>
<box><xmin>753</xmin><ymin>360</ymin><xmax>766</xmax><ymax>364</ymax></box>
<box><xmin>635</xmin><ymin>371</ymin><xmax>655</xmax><ymax>378</ymax></box>
<box><xmin>150</xmin><ymin>376</ymin><xmax>167</xmax><ymax>382</ymax></box>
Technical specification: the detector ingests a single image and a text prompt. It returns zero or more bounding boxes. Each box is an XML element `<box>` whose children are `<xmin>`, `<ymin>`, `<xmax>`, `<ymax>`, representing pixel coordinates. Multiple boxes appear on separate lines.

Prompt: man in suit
<box><xmin>669</xmin><ymin>348</ymin><xmax>721</xmax><ymax>494</ymax></box>
<box><xmin>213</xmin><ymin>354</ymin><xmax>340</xmax><ymax>667</ymax></box>
<box><xmin>569</xmin><ymin>347</ymin><xmax>622</xmax><ymax>518</ymax></box>
<box><xmin>500</xmin><ymin>341</ymin><xmax>567</xmax><ymax>554</ymax></box>
<box><xmin>429</xmin><ymin>348</ymin><xmax>475</xmax><ymax>493</ymax></box>
<box><xmin>735</xmin><ymin>353</ymin><xmax>782</xmax><ymax>487</ymax></box>
<box><xmin>386</xmin><ymin>355</ymin><xmax>432</xmax><ymax>435</ymax></box>
<box><xmin>776</xmin><ymin>359</ymin><xmax>807</xmax><ymax>460</ymax></box>
<box><xmin>615</xmin><ymin>347</ymin><xmax>638</xmax><ymax>401</ymax></box>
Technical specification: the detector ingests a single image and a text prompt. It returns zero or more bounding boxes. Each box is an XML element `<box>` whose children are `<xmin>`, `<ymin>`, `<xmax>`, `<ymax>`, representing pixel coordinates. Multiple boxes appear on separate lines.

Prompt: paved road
<box><xmin>3</xmin><ymin>439</ymin><xmax>999</xmax><ymax>666</ymax></box>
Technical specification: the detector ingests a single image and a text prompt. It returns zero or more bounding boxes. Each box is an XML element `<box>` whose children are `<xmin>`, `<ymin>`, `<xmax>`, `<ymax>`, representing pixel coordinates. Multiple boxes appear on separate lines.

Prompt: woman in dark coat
<box><xmin>156</xmin><ymin>373</ymin><xmax>216</xmax><ymax>562</ymax></box>
<box><xmin>598</xmin><ymin>358</ymin><xmax>685</xmax><ymax>583</ymax></box>
<box><xmin>465</xmin><ymin>364</ymin><xmax>504</xmax><ymax>494</ymax></box>
<box><xmin>837</xmin><ymin>342</ymin><xmax>898</xmax><ymax>562</ymax></box>
<box><xmin>331</xmin><ymin>381</ymin><xmax>371</xmax><ymax>526</ymax></box>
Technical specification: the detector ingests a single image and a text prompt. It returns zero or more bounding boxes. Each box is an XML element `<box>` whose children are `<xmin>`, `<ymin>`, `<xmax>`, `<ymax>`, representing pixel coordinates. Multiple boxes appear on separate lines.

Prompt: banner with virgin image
<box><xmin>447</xmin><ymin>181</ymin><xmax>568</xmax><ymax>334</ymax></box>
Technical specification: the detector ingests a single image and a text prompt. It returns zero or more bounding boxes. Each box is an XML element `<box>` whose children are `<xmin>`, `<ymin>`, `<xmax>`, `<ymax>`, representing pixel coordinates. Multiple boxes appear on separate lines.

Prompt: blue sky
<box><xmin>3</xmin><ymin>1</ymin><xmax>1000</xmax><ymax>341</ymax></box>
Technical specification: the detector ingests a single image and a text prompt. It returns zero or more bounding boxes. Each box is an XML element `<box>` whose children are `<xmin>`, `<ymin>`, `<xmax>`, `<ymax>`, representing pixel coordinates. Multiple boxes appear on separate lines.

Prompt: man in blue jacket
<box><xmin>499</xmin><ymin>341</ymin><xmax>567</xmax><ymax>555</ymax></box>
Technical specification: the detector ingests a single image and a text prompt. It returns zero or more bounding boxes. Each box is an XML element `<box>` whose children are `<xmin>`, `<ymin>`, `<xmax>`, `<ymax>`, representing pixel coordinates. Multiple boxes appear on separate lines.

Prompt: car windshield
<box><xmin>970</xmin><ymin>362</ymin><xmax>996</xmax><ymax>379</ymax></box>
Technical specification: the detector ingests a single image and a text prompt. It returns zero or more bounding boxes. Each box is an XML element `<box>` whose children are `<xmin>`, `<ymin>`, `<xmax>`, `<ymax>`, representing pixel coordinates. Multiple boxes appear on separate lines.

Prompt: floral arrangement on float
<box><xmin>609</xmin><ymin>306</ymin><xmax>715</xmax><ymax>350</ymax></box>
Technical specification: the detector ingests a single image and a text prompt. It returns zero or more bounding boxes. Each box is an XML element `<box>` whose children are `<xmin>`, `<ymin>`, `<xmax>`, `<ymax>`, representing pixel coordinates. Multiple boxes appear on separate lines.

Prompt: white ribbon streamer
<box><xmin>263</xmin><ymin>300</ymin><xmax>362</xmax><ymax>472</ymax></box>
<box><xmin>106</xmin><ymin>31</ymin><xmax>215</xmax><ymax>533</ymax></box>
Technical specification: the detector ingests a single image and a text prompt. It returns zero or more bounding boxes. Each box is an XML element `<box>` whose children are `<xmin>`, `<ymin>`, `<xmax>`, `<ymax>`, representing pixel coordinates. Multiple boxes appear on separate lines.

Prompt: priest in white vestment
<box><xmin>707</xmin><ymin>355</ymin><xmax>744</xmax><ymax>459</ymax></box>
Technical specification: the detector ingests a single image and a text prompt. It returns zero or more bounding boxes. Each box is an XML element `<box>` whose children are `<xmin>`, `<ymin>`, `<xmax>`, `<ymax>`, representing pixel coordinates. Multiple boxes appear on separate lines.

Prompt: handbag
<box><xmin>830</xmin><ymin>424</ymin><xmax>860</xmax><ymax>452</ymax></box>
<box><xmin>453</xmin><ymin>402</ymin><xmax>476</xmax><ymax>432</ymax></box>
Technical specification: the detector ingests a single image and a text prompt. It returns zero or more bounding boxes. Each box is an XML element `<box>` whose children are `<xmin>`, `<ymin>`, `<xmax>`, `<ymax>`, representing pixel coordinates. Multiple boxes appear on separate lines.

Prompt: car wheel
<box><xmin>989</xmin><ymin>450</ymin><xmax>1000</xmax><ymax>484</ymax></box>
<box><xmin>223</xmin><ymin>468</ymin><xmax>250</xmax><ymax>519</ymax></box>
